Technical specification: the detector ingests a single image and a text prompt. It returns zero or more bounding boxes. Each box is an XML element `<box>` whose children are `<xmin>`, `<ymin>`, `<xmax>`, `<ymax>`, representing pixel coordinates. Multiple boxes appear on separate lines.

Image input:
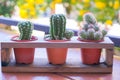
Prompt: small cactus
<box><xmin>78</xmin><ymin>12</ymin><xmax>107</xmax><ymax>41</ymax></box>
<box><xmin>102</xmin><ymin>29</ymin><xmax>107</xmax><ymax>37</ymax></box>
<box><xmin>83</xmin><ymin>12</ymin><xmax>97</xmax><ymax>24</ymax></box>
<box><xmin>45</xmin><ymin>14</ymin><xmax>74</xmax><ymax>40</ymax></box>
<box><xmin>64</xmin><ymin>30</ymin><xmax>74</xmax><ymax>40</ymax></box>
<box><xmin>78</xmin><ymin>30</ymin><xmax>87</xmax><ymax>40</ymax></box>
<box><xmin>18</xmin><ymin>21</ymin><xmax>33</xmax><ymax>40</ymax></box>
<box><xmin>87</xmin><ymin>28</ymin><xmax>95</xmax><ymax>40</ymax></box>
<box><xmin>94</xmin><ymin>31</ymin><xmax>103</xmax><ymax>40</ymax></box>
<box><xmin>50</xmin><ymin>14</ymin><xmax>66</xmax><ymax>40</ymax></box>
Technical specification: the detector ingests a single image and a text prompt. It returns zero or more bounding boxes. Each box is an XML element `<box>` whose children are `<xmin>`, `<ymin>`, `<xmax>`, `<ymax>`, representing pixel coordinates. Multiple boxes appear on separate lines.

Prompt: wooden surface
<box><xmin>1</xmin><ymin>37</ymin><xmax>114</xmax><ymax>48</ymax></box>
<box><xmin>1</xmin><ymin>37</ymin><xmax>114</xmax><ymax>73</ymax></box>
<box><xmin>2</xmin><ymin>57</ymin><xmax>112</xmax><ymax>73</ymax></box>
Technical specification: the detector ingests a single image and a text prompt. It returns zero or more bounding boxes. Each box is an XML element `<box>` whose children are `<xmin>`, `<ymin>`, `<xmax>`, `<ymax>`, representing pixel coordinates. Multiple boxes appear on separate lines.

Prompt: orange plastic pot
<box><xmin>81</xmin><ymin>48</ymin><xmax>101</xmax><ymax>64</ymax></box>
<box><xmin>46</xmin><ymin>40</ymin><xmax>68</xmax><ymax>65</ymax></box>
<box><xmin>11</xmin><ymin>36</ymin><xmax>38</xmax><ymax>64</ymax></box>
<box><xmin>78</xmin><ymin>38</ymin><xmax>103</xmax><ymax>65</ymax></box>
<box><xmin>14</xmin><ymin>48</ymin><xmax>35</xmax><ymax>64</ymax></box>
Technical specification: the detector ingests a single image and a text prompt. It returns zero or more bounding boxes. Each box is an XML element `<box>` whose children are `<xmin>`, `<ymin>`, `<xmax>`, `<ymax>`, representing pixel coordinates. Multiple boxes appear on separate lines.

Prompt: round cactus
<box><xmin>64</xmin><ymin>30</ymin><xmax>74</xmax><ymax>40</ymax></box>
<box><xmin>83</xmin><ymin>12</ymin><xmax>97</xmax><ymax>24</ymax></box>
<box><xmin>18</xmin><ymin>21</ymin><xmax>33</xmax><ymax>40</ymax></box>
<box><xmin>78</xmin><ymin>30</ymin><xmax>87</xmax><ymax>39</ymax></box>
<box><xmin>78</xmin><ymin>12</ymin><xmax>107</xmax><ymax>41</ymax></box>
<box><xmin>94</xmin><ymin>31</ymin><xmax>103</xmax><ymax>40</ymax></box>
<box><xmin>87</xmin><ymin>28</ymin><xmax>95</xmax><ymax>40</ymax></box>
<box><xmin>102</xmin><ymin>29</ymin><xmax>107</xmax><ymax>37</ymax></box>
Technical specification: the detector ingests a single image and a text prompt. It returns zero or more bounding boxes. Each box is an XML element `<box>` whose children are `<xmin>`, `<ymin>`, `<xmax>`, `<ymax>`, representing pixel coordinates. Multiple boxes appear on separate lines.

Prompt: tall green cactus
<box><xmin>18</xmin><ymin>21</ymin><xmax>33</xmax><ymax>40</ymax></box>
<box><xmin>50</xmin><ymin>14</ymin><xmax>66</xmax><ymax>40</ymax></box>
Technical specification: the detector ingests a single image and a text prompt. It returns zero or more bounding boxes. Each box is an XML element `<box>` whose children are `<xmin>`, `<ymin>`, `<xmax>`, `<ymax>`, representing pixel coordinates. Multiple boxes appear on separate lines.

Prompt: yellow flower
<box><xmin>109</xmin><ymin>1</ymin><xmax>113</xmax><ymax>7</ymax></box>
<box><xmin>105</xmin><ymin>20</ymin><xmax>112</xmax><ymax>25</ymax></box>
<box><xmin>113</xmin><ymin>1</ymin><xmax>119</xmax><ymax>10</ymax></box>
<box><xmin>79</xmin><ymin>10</ymin><xmax>87</xmax><ymax>16</ymax></box>
<box><xmin>50</xmin><ymin>1</ymin><xmax>56</xmax><ymax>10</ymax></box>
<box><xmin>30</xmin><ymin>10</ymin><xmax>36</xmax><ymax>18</ymax></box>
<box><xmin>19</xmin><ymin>9</ymin><xmax>28</xmax><ymax>18</ymax></box>
<box><xmin>35</xmin><ymin>0</ymin><xmax>44</xmax><ymax>4</ymax></box>
<box><xmin>71</xmin><ymin>0</ymin><xmax>76</xmax><ymax>4</ymax></box>
<box><xmin>95</xmin><ymin>2</ymin><xmax>106</xmax><ymax>9</ymax></box>
<box><xmin>83</xmin><ymin>0</ymin><xmax>90</xmax><ymax>3</ymax></box>
<box><xmin>54</xmin><ymin>0</ymin><xmax>62</xmax><ymax>3</ymax></box>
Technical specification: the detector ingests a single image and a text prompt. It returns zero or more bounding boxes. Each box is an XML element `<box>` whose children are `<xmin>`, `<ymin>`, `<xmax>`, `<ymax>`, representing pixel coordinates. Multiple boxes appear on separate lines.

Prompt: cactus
<box><xmin>83</xmin><ymin>12</ymin><xmax>97</xmax><ymax>24</ymax></box>
<box><xmin>87</xmin><ymin>28</ymin><xmax>95</xmax><ymax>40</ymax></box>
<box><xmin>102</xmin><ymin>29</ymin><xmax>107</xmax><ymax>37</ymax></box>
<box><xmin>50</xmin><ymin>14</ymin><xmax>66</xmax><ymax>40</ymax></box>
<box><xmin>94</xmin><ymin>31</ymin><xmax>103</xmax><ymax>40</ymax></box>
<box><xmin>18</xmin><ymin>21</ymin><xmax>33</xmax><ymax>40</ymax></box>
<box><xmin>78</xmin><ymin>12</ymin><xmax>107</xmax><ymax>41</ymax></box>
<box><xmin>64</xmin><ymin>30</ymin><xmax>74</xmax><ymax>40</ymax></box>
<box><xmin>78</xmin><ymin>30</ymin><xmax>87</xmax><ymax>39</ymax></box>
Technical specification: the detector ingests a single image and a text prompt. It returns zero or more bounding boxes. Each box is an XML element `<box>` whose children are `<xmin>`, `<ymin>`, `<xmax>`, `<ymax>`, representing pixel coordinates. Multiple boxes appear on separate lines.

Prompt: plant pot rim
<box><xmin>77</xmin><ymin>37</ymin><xmax>104</xmax><ymax>42</ymax></box>
<box><xmin>45</xmin><ymin>40</ymin><xmax>69</xmax><ymax>42</ymax></box>
<box><xmin>11</xmin><ymin>35</ymin><xmax>38</xmax><ymax>42</ymax></box>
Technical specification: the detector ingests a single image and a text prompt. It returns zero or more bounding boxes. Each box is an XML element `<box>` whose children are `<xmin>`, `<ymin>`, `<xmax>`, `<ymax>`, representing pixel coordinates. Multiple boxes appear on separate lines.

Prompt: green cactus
<box><xmin>87</xmin><ymin>28</ymin><xmax>95</xmax><ymax>40</ymax></box>
<box><xmin>50</xmin><ymin>14</ymin><xmax>66</xmax><ymax>40</ymax></box>
<box><xmin>94</xmin><ymin>31</ymin><xmax>103</xmax><ymax>40</ymax></box>
<box><xmin>78</xmin><ymin>12</ymin><xmax>107</xmax><ymax>41</ymax></box>
<box><xmin>83</xmin><ymin>12</ymin><xmax>97</xmax><ymax>24</ymax></box>
<box><xmin>64</xmin><ymin>30</ymin><xmax>74</xmax><ymax>40</ymax></box>
<box><xmin>94</xmin><ymin>24</ymin><xmax>99</xmax><ymax>31</ymax></box>
<box><xmin>83</xmin><ymin>24</ymin><xmax>89</xmax><ymax>31</ymax></box>
<box><xmin>102</xmin><ymin>29</ymin><xmax>107</xmax><ymax>37</ymax></box>
<box><xmin>18</xmin><ymin>21</ymin><xmax>33</xmax><ymax>40</ymax></box>
<box><xmin>79</xmin><ymin>30</ymin><xmax>87</xmax><ymax>39</ymax></box>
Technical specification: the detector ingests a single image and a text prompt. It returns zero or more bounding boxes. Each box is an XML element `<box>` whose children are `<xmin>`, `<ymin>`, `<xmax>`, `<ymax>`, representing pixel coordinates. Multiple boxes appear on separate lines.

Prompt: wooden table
<box><xmin>1</xmin><ymin>37</ymin><xmax>114</xmax><ymax>73</ymax></box>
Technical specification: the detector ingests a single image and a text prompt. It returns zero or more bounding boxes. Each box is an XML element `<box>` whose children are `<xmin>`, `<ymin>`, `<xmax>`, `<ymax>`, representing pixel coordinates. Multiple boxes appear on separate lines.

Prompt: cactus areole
<box><xmin>78</xmin><ymin>12</ymin><xmax>107</xmax><ymax>42</ymax></box>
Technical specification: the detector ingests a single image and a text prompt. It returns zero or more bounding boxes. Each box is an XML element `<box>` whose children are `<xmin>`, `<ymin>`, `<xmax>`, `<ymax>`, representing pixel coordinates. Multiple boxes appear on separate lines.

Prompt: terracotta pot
<box><xmin>46</xmin><ymin>40</ymin><xmax>68</xmax><ymax>65</ymax></box>
<box><xmin>11</xmin><ymin>36</ymin><xmax>38</xmax><ymax>64</ymax></box>
<box><xmin>81</xmin><ymin>48</ymin><xmax>101</xmax><ymax>64</ymax></box>
<box><xmin>14</xmin><ymin>48</ymin><xmax>35</xmax><ymax>64</ymax></box>
<box><xmin>78</xmin><ymin>38</ymin><xmax>103</xmax><ymax>65</ymax></box>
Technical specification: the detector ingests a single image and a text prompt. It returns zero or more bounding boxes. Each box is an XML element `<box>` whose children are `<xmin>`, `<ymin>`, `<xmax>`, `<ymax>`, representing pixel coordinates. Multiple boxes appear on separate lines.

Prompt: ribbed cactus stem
<box><xmin>18</xmin><ymin>21</ymin><xmax>33</xmax><ymax>40</ymax></box>
<box><xmin>50</xmin><ymin>14</ymin><xmax>66</xmax><ymax>40</ymax></box>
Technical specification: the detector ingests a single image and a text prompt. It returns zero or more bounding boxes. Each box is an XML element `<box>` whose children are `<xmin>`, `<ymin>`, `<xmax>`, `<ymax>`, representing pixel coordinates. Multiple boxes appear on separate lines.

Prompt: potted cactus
<box><xmin>11</xmin><ymin>21</ymin><xmax>38</xmax><ymax>64</ymax></box>
<box><xmin>44</xmin><ymin>14</ymin><xmax>74</xmax><ymax>65</ymax></box>
<box><xmin>78</xmin><ymin>12</ymin><xmax>107</xmax><ymax>65</ymax></box>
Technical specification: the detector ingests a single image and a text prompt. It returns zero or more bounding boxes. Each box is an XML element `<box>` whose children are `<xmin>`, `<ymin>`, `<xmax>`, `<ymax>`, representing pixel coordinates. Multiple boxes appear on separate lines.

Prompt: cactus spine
<box><xmin>50</xmin><ymin>14</ymin><xmax>66</xmax><ymax>40</ymax></box>
<box><xmin>79</xmin><ymin>12</ymin><xmax>107</xmax><ymax>41</ymax></box>
<box><xmin>18</xmin><ymin>21</ymin><xmax>33</xmax><ymax>40</ymax></box>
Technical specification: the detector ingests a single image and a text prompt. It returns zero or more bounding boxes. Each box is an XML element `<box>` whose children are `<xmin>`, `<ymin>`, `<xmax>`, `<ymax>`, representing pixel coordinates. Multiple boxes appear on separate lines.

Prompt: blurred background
<box><xmin>0</xmin><ymin>0</ymin><xmax>120</xmax><ymax>25</ymax></box>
